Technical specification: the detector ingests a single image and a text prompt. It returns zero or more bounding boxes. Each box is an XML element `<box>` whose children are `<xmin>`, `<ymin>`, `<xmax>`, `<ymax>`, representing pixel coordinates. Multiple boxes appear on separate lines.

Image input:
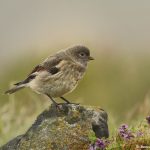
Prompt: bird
<box><xmin>5</xmin><ymin>45</ymin><xmax>94</xmax><ymax>106</ymax></box>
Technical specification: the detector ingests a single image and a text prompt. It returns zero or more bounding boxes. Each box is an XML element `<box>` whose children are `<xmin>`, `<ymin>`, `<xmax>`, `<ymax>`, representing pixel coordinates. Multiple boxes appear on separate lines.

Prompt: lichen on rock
<box><xmin>1</xmin><ymin>104</ymin><xmax>109</xmax><ymax>150</ymax></box>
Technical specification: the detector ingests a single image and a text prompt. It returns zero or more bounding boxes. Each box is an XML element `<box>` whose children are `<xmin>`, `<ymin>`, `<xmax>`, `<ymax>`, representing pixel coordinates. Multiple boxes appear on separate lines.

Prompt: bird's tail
<box><xmin>5</xmin><ymin>84</ymin><xmax>25</xmax><ymax>94</ymax></box>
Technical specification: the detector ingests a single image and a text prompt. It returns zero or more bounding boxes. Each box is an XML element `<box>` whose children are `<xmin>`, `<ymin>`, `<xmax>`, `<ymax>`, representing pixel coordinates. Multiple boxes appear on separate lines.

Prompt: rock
<box><xmin>1</xmin><ymin>104</ymin><xmax>109</xmax><ymax>150</ymax></box>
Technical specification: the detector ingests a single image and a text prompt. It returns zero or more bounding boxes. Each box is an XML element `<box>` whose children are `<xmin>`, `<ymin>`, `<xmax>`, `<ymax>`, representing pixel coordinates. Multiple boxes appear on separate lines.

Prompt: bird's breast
<box><xmin>50</xmin><ymin>62</ymin><xmax>86</xmax><ymax>97</ymax></box>
<box><xmin>29</xmin><ymin>62</ymin><xmax>86</xmax><ymax>97</ymax></box>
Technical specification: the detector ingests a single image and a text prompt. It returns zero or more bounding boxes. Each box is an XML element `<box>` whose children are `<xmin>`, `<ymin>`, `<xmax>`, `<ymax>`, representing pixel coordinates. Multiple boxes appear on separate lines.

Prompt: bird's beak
<box><xmin>88</xmin><ymin>56</ymin><xmax>94</xmax><ymax>61</ymax></box>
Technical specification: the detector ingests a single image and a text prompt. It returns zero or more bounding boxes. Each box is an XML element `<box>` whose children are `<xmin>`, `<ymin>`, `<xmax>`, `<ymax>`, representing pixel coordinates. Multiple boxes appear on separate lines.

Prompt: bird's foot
<box><xmin>53</xmin><ymin>102</ymin><xmax>79</xmax><ymax>111</ymax></box>
<box><xmin>52</xmin><ymin>102</ymin><xmax>63</xmax><ymax>110</ymax></box>
<box><xmin>65</xmin><ymin>102</ymin><xmax>80</xmax><ymax>105</ymax></box>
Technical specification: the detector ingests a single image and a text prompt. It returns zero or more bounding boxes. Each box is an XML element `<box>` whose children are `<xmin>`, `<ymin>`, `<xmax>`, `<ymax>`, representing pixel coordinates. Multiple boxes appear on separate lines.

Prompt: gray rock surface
<box><xmin>1</xmin><ymin>104</ymin><xmax>109</xmax><ymax>150</ymax></box>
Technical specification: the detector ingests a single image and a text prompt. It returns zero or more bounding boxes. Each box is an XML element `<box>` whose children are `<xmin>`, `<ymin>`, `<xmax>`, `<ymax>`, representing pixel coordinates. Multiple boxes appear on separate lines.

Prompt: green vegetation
<box><xmin>89</xmin><ymin>118</ymin><xmax>150</xmax><ymax>149</ymax></box>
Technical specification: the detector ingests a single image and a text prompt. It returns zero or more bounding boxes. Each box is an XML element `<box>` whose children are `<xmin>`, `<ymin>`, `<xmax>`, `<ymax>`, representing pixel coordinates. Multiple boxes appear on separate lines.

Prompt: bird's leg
<box><xmin>60</xmin><ymin>97</ymin><xmax>70</xmax><ymax>103</ymax></box>
<box><xmin>46</xmin><ymin>94</ymin><xmax>60</xmax><ymax>107</ymax></box>
<box><xmin>60</xmin><ymin>97</ymin><xmax>79</xmax><ymax>105</ymax></box>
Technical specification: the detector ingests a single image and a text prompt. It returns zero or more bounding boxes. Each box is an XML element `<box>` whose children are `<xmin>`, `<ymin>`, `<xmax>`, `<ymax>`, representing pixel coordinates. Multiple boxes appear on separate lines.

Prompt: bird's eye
<box><xmin>79</xmin><ymin>52</ymin><xmax>86</xmax><ymax>57</ymax></box>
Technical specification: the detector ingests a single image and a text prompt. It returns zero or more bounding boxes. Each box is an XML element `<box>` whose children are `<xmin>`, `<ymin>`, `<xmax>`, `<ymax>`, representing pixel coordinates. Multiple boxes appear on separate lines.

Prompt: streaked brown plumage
<box><xmin>5</xmin><ymin>45</ymin><xmax>94</xmax><ymax>105</ymax></box>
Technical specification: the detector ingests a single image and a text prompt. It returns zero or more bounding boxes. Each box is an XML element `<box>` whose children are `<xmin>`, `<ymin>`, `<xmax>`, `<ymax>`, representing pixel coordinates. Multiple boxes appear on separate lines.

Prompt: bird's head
<box><xmin>66</xmin><ymin>45</ymin><xmax>94</xmax><ymax>66</ymax></box>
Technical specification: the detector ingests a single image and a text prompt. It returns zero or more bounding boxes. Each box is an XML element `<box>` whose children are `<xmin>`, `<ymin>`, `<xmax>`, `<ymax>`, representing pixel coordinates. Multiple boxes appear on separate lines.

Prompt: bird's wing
<box><xmin>15</xmin><ymin>55</ymin><xmax>63</xmax><ymax>85</ymax></box>
<box><xmin>41</xmin><ymin>55</ymin><xmax>62</xmax><ymax>71</ymax></box>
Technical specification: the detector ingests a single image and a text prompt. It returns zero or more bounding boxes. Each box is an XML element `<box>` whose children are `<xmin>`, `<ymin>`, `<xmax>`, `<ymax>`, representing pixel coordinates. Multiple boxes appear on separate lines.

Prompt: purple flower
<box><xmin>89</xmin><ymin>139</ymin><xmax>109</xmax><ymax>150</ymax></box>
<box><xmin>121</xmin><ymin>124</ymin><xmax>128</xmax><ymax>129</ymax></box>
<box><xmin>136</xmin><ymin>131</ymin><xmax>143</xmax><ymax>137</ymax></box>
<box><xmin>118</xmin><ymin>124</ymin><xmax>134</xmax><ymax>140</ymax></box>
<box><xmin>95</xmin><ymin>139</ymin><xmax>105</xmax><ymax>149</ymax></box>
<box><xmin>146</xmin><ymin>116</ymin><xmax>150</xmax><ymax>124</ymax></box>
<box><xmin>89</xmin><ymin>144</ymin><xmax>96</xmax><ymax>150</ymax></box>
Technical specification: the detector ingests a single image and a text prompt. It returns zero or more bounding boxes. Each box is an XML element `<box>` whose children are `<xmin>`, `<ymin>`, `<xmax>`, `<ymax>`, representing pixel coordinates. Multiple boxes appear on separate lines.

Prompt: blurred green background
<box><xmin>1</xmin><ymin>0</ymin><xmax>150</xmax><ymax>146</ymax></box>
